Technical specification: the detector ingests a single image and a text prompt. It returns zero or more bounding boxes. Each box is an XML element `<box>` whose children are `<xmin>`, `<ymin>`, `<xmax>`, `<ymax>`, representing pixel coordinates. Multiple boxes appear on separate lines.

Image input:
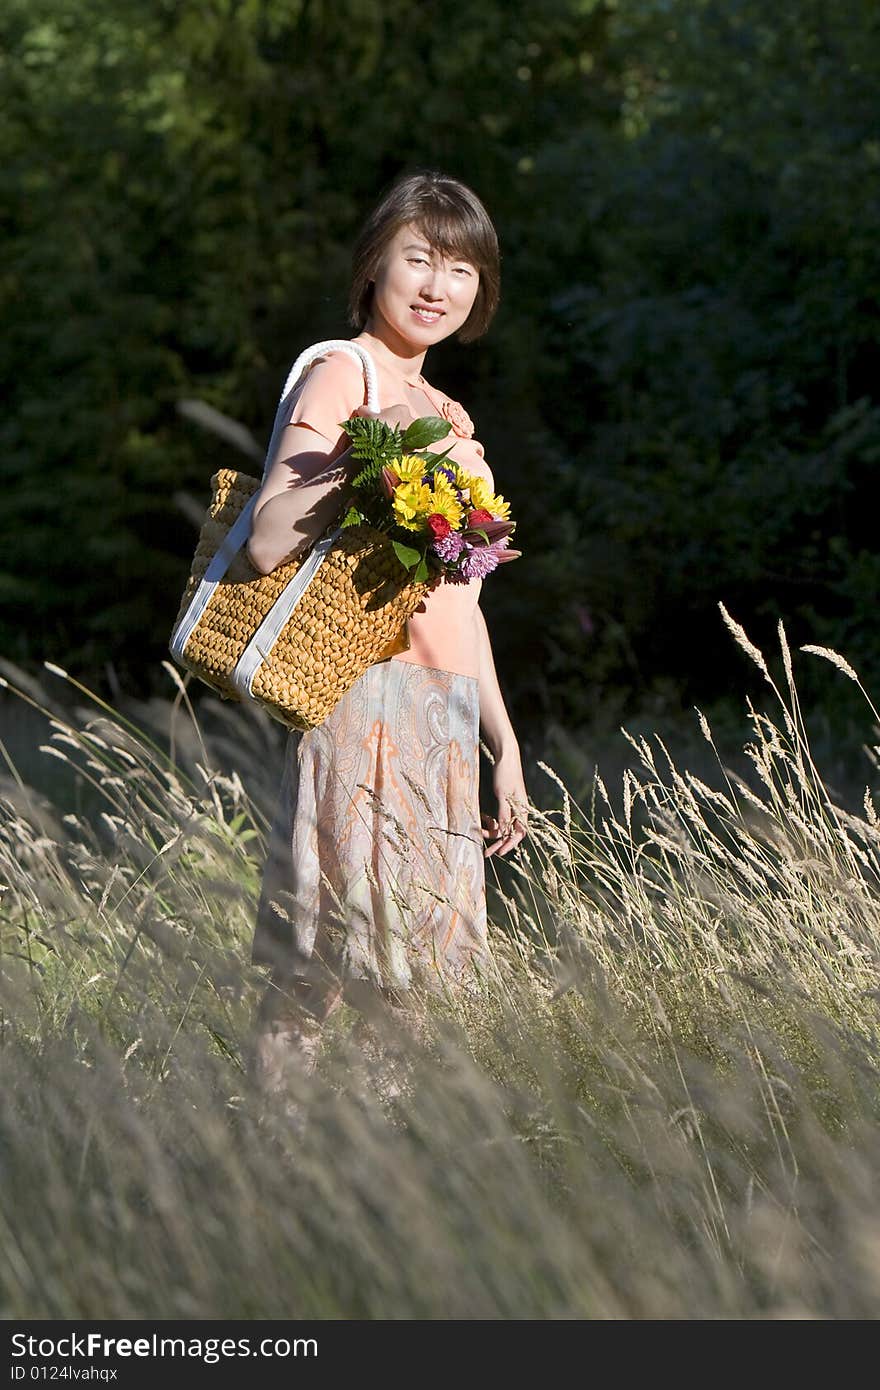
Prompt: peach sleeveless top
<box><xmin>284</xmin><ymin>346</ymin><xmax>495</xmax><ymax>680</ymax></box>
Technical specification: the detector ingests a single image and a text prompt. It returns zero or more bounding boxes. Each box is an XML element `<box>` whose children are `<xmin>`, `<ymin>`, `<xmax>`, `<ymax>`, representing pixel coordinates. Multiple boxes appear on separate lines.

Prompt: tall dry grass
<box><xmin>1</xmin><ymin>613</ymin><xmax>880</xmax><ymax>1319</ymax></box>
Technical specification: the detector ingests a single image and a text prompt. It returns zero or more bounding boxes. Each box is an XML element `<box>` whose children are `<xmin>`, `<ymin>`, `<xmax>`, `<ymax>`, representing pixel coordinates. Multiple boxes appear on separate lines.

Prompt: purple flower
<box><xmin>469</xmin><ymin>536</ymin><xmax>521</xmax><ymax>577</ymax></box>
<box><xmin>431</xmin><ymin>533</ymin><xmax>520</xmax><ymax>584</ymax></box>
<box><xmin>451</xmin><ymin>541</ymin><xmax>503</xmax><ymax>582</ymax></box>
<box><xmin>431</xmin><ymin>531</ymin><xmax>465</xmax><ymax>563</ymax></box>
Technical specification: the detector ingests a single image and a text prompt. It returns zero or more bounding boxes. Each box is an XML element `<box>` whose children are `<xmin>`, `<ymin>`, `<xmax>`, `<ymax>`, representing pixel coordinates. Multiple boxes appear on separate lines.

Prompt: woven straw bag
<box><xmin>169</xmin><ymin>340</ymin><xmax>431</xmax><ymax>731</ymax></box>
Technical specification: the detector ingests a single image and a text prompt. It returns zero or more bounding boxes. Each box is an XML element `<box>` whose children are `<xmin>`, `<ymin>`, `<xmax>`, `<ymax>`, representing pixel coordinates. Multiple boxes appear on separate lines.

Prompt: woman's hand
<box><xmin>353</xmin><ymin>402</ymin><xmax>415</xmax><ymax>430</ymax></box>
<box><xmin>482</xmin><ymin>749</ymin><xmax>529</xmax><ymax>858</ymax></box>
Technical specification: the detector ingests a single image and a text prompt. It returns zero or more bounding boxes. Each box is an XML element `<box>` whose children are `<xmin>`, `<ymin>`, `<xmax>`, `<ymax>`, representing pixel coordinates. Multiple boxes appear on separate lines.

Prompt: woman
<box><xmin>246</xmin><ymin>170</ymin><xmax>529</xmax><ymax>1095</ymax></box>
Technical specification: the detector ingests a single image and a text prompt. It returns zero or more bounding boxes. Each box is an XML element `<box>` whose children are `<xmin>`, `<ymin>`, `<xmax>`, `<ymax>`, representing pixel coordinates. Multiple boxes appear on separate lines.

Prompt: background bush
<box><xmin>3</xmin><ymin>0</ymin><xmax>879</xmax><ymax>746</ymax></box>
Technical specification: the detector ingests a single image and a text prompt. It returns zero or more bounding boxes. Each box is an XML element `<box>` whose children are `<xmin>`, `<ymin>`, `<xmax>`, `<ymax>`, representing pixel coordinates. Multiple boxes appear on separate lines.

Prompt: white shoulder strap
<box><xmin>262</xmin><ymin>338</ymin><xmax>380</xmax><ymax>484</ymax></box>
<box><xmin>280</xmin><ymin>338</ymin><xmax>380</xmax><ymax>414</ymax></box>
<box><xmin>170</xmin><ymin>339</ymin><xmax>379</xmax><ymax>671</ymax></box>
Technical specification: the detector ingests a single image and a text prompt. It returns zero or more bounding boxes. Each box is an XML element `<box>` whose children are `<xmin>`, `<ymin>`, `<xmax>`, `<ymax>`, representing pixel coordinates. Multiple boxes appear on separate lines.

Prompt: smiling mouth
<box><xmin>411</xmin><ymin>305</ymin><xmax>444</xmax><ymax>321</ymax></box>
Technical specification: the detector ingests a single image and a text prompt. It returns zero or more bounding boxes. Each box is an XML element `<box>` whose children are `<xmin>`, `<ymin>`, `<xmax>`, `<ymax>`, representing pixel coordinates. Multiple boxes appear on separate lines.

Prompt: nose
<box><xmin>418</xmin><ymin>264</ymin><xmax>447</xmax><ymax>302</ymax></box>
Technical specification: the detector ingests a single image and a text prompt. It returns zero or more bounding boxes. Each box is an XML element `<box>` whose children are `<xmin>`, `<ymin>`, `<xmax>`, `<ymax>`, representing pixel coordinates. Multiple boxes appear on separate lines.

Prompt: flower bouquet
<box><xmin>337</xmin><ymin>412</ymin><xmax>520</xmax><ymax>585</ymax></box>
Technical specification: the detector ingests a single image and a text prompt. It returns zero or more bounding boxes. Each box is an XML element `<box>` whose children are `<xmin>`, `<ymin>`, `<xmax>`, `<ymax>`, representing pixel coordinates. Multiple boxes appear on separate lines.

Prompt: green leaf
<box><xmin>401</xmin><ymin>415</ymin><xmax>451</xmax><ymax>449</ymax></box>
<box><xmin>340</xmin><ymin>416</ymin><xmax>402</xmax><ymax>462</ymax></box>
<box><xmin>421</xmin><ymin>444</ymin><xmax>456</xmax><ymax>468</ymax></box>
<box><xmin>340</xmin><ymin>506</ymin><xmax>364</xmax><ymax>527</ymax></box>
<box><xmin>350</xmin><ymin>459</ymin><xmax>385</xmax><ymax>489</ymax></box>
<box><xmin>391</xmin><ymin>539</ymin><xmax>422</xmax><ymax>569</ymax></box>
<box><xmin>414</xmin><ymin>557</ymin><xmax>429</xmax><ymax>583</ymax></box>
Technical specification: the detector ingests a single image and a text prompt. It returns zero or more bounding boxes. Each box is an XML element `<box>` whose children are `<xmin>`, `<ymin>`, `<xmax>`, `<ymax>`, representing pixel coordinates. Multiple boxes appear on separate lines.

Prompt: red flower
<box><xmin>466</xmin><ymin>508</ymin><xmax>494</xmax><ymax>527</ymax></box>
<box><xmin>427</xmin><ymin>513</ymin><xmax>452</xmax><ymax>538</ymax></box>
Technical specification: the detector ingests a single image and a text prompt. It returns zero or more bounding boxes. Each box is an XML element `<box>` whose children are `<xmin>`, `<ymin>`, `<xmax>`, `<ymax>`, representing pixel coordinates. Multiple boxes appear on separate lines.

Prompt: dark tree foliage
<box><xmin>2</xmin><ymin>0</ymin><xmax>878</xmax><ymax>735</ymax></box>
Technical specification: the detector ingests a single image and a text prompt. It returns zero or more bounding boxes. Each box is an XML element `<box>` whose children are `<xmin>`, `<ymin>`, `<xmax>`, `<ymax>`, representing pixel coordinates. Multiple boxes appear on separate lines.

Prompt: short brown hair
<box><xmin>348</xmin><ymin>170</ymin><xmax>501</xmax><ymax>344</ymax></box>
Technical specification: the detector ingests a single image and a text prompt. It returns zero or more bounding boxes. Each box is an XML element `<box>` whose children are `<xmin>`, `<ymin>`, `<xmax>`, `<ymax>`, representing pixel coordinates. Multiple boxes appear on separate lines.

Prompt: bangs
<box><xmin>410</xmin><ymin>204</ymin><xmax>494</xmax><ymax>275</ymax></box>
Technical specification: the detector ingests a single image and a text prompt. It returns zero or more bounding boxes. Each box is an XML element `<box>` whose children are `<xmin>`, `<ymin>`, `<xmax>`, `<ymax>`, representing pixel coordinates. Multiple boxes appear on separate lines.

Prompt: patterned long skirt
<box><xmin>250</xmin><ymin>660</ymin><xmax>493</xmax><ymax>1019</ymax></box>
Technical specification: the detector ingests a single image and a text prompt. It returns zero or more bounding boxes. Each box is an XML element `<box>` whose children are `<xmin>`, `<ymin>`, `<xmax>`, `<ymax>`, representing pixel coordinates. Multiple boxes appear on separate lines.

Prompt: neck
<box><xmin>356</xmin><ymin>317</ymin><xmax>426</xmax><ymax>385</ymax></box>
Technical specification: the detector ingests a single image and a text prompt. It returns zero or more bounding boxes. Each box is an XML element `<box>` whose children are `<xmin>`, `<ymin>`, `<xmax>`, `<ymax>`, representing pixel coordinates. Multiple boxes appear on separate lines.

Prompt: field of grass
<box><xmin>2</xmin><ymin>612</ymin><xmax>880</xmax><ymax>1319</ymax></box>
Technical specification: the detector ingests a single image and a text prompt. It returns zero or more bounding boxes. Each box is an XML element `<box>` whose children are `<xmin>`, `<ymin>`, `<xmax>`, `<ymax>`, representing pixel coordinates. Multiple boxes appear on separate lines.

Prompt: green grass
<box><xmin>1</xmin><ymin>619</ymin><xmax>880</xmax><ymax>1319</ymax></box>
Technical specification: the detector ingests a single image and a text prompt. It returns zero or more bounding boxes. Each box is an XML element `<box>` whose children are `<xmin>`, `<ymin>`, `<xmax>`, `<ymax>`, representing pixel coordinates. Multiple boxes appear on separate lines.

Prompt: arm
<box><xmin>474</xmin><ymin>603</ymin><xmax>529</xmax><ymax>856</ymax></box>
<box><xmin>247</xmin><ymin>425</ymin><xmax>358</xmax><ymax>575</ymax></box>
<box><xmin>246</xmin><ymin>351</ymin><xmax>412</xmax><ymax>575</ymax></box>
<box><xmin>474</xmin><ymin>602</ymin><xmax>518</xmax><ymax>760</ymax></box>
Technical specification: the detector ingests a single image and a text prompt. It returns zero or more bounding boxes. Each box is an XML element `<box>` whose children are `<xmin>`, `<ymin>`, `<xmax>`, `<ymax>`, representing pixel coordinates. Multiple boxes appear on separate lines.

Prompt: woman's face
<box><xmin>367</xmin><ymin>223</ymin><xmax>480</xmax><ymax>351</ymax></box>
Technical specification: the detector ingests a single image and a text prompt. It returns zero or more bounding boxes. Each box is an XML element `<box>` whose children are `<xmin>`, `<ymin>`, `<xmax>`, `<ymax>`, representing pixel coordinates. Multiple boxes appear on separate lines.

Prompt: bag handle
<box><xmin>172</xmin><ymin>340</ymin><xmax>380</xmax><ymax>668</ymax></box>
<box><xmin>280</xmin><ymin>338</ymin><xmax>380</xmax><ymax>414</ymax></box>
<box><xmin>261</xmin><ymin>338</ymin><xmax>380</xmax><ymax>484</ymax></box>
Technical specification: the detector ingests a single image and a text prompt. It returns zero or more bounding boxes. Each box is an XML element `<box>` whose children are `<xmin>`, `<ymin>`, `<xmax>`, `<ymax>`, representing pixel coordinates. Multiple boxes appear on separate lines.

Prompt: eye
<box><xmin>408</xmin><ymin>255</ymin><xmax>431</xmax><ymax>266</ymax></box>
<box><xmin>453</xmin><ymin>266</ymin><xmax>474</xmax><ymax>277</ymax></box>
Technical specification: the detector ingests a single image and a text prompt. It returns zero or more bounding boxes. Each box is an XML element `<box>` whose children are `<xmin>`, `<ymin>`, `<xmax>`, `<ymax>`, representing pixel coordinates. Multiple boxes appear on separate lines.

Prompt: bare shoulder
<box><xmin>304</xmin><ymin>349</ymin><xmax>365</xmax><ymax>388</ymax></box>
<box><xmin>286</xmin><ymin>346</ymin><xmax>368</xmax><ymax>429</ymax></box>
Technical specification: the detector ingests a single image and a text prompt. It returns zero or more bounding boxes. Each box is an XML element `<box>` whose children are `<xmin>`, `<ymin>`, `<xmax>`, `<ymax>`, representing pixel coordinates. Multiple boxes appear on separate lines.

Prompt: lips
<box><xmin>411</xmin><ymin>305</ymin><xmax>444</xmax><ymax>322</ymax></box>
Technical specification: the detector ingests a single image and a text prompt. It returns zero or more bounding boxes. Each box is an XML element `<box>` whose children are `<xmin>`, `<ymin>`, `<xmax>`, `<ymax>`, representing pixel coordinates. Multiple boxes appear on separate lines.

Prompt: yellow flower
<box><xmin>395</xmin><ymin>454</ymin><xmax>425</xmax><ymax>483</ymax></box>
<box><xmin>392</xmin><ymin>480</ymin><xmax>434</xmax><ymax>531</ymax></box>
<box><xmin>448</xmin><ymin>464</ymin><xmax>510</xmax><ymax>519</ymax></box>
<box><xmin>427</xmin><ymin>474</ymin><xmax>463</xmax><ymax>529</ymax></box>
<box><xmin>467</xmin><ymin>475</ymin><xmax>511</xmax><ymax>519</ymax></box>
<box><xmin>391</xmin><ymin>466</ymin><xmax>464</xmax><ymax>532</ymax></box>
